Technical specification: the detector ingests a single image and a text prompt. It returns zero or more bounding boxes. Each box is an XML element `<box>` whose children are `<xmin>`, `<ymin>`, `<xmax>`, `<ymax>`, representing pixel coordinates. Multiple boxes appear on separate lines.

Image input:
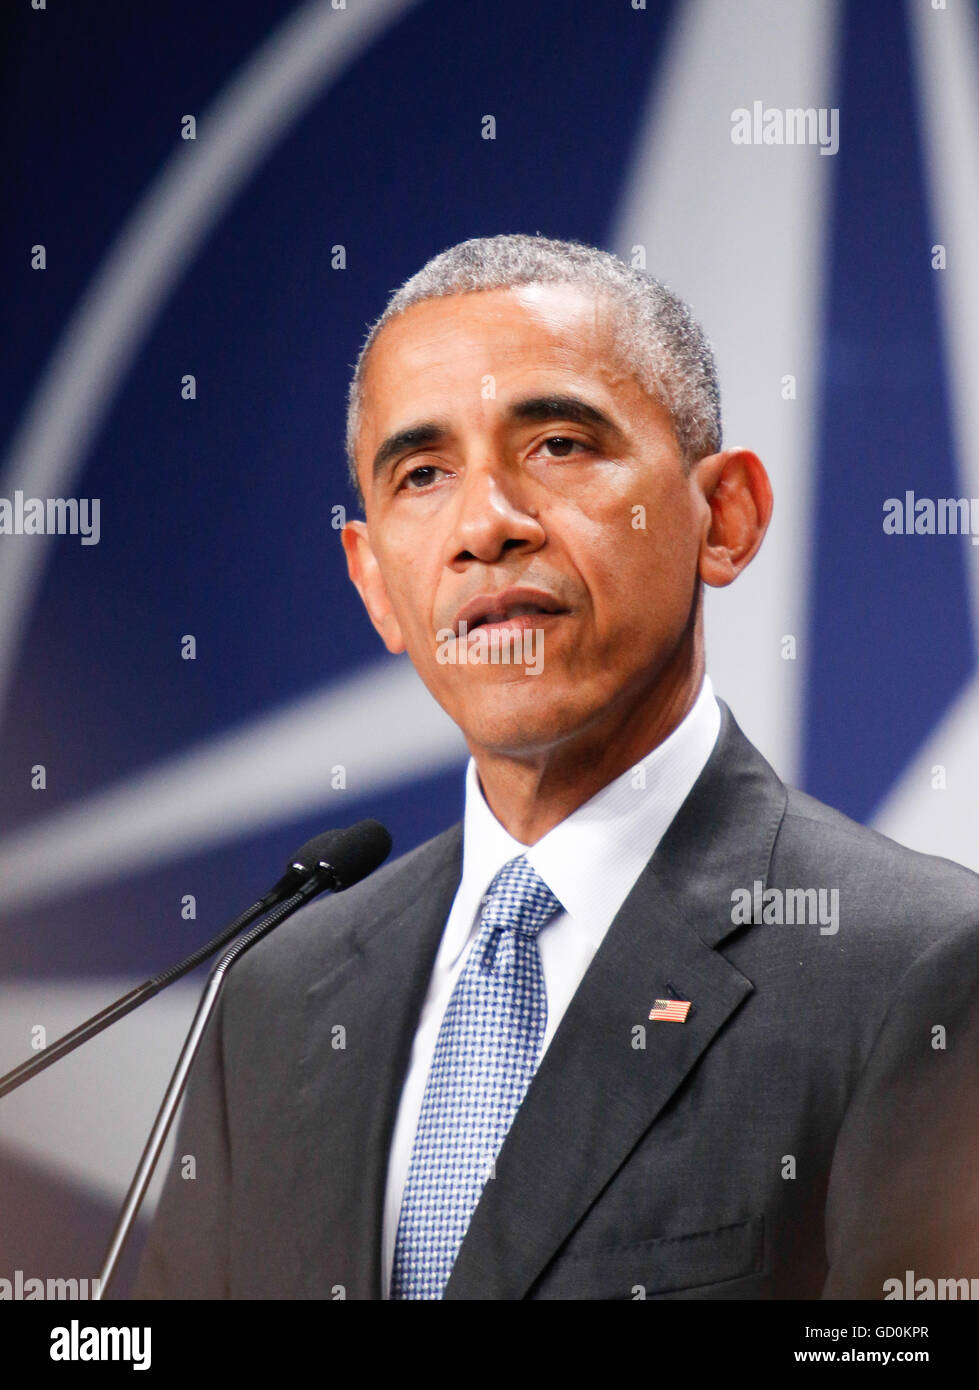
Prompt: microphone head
<box><xmin>314</xmin><ymin>819</ymin><xmax>393</xmax><ymax>889</ymax></box>
<box><xmin>288</xmin><ymin>827</ymin><xmax>352</xmax><ymax>876</ymax></box>
<box><xmin>266</xmin><ymin>821</ymin><xmax>392</xmax><ymax>906</ymax></box>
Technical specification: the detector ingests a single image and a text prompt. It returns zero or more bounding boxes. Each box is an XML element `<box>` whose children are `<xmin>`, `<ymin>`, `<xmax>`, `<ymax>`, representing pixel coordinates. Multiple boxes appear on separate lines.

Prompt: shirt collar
<box><xmin>445</xmin><ymin>676</ymin><xmax>721</xmax><ymax>967</ymax></box>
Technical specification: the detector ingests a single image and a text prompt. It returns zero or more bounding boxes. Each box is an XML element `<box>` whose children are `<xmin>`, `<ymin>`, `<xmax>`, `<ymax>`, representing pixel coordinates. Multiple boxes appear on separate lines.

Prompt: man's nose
<box><xmin>445</xmin><ymin>463</ymin><xmax>545</xmax><ymax>567</ymax></box>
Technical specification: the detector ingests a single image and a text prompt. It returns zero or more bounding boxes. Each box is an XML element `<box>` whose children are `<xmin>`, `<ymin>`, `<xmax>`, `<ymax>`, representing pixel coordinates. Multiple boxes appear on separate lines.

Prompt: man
<box><xmin>135</xmin><ymin>234</ymin><xmax>979</xmax><ymax>1300</ymax></box>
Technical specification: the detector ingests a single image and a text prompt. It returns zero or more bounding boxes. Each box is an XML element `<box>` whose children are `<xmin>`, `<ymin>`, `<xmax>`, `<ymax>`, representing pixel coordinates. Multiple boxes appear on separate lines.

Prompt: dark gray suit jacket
<box><xmin>134</xmin><ymin>703</ymin><xmax>979</xmax><ymax>1299</ymax></box>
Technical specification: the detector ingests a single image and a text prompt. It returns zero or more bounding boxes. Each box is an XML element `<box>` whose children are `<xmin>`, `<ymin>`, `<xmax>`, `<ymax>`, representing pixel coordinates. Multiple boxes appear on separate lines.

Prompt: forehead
<box><xmin>358</xmin><ymin>284</ymin><xmax>631</xmax><ymax>429</ymax></box>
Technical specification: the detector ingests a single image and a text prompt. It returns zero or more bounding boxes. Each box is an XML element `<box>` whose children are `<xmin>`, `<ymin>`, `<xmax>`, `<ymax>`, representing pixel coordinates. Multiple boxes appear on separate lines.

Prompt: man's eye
<box><xmin>399</xmin><ymin>464</ymin><xmax>443</xmax><ymax>490</ymax></box>
<box><xmin>535</xmin><ymin>436</ymin><xmax>588</xmax><ymax>458</ymax></box>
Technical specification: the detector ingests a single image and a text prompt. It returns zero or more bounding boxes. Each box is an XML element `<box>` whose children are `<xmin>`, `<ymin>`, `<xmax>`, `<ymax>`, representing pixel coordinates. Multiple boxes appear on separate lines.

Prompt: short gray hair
<box><xmin>345</xmin><ymin>233</ymin><xmax>721</xmax><ymax>501</ymax></box>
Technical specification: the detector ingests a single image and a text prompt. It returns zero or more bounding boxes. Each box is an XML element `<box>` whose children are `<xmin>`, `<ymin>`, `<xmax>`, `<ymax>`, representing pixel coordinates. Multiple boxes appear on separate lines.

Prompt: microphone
<box><xmin>0</xmin><ymin>819</ymin><xmax>393</xmax><ymax>1099</ymax></box>
<box><xmin>261</xmin><ymin>820</ymin><xmax>393</xmax><ymax>905</ymax></box>
<box><xmin>94</xmin><ymin>816</ymin><xmax>392</xmax><ymax>1298</ymax></box>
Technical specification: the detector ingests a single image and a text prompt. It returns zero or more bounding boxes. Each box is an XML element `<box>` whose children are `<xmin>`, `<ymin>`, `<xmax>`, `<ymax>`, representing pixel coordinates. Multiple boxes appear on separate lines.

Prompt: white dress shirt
<box><xmin>380</xmin><ymin>676</ymin><xmax>721</xmax><ymax>1296</ymax></box>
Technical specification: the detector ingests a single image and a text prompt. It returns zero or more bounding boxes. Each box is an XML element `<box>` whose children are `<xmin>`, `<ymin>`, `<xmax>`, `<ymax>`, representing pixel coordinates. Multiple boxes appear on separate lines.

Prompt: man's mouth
<box><xmin>452</xmin><ymin>588</ymin><xmax>570</xmax><ymax>636</ymax></box>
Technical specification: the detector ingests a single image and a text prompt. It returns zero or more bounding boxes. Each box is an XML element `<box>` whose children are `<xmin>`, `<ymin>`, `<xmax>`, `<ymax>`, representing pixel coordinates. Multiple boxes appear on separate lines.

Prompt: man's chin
<box><xmin>448</xmin><ymin>682</ymin><xmax>596</xmax><ymax>758</ymax></box>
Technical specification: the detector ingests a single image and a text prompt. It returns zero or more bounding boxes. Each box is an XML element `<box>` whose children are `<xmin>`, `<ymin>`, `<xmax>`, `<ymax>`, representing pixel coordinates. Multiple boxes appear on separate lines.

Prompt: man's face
<box><xmin>343</xmin><ymin>283</ymin><xmax>711</xmax><ymax>759</ymax></box>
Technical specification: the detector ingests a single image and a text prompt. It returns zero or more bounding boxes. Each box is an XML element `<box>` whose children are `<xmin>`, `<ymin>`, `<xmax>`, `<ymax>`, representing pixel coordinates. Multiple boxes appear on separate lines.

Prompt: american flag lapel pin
<box><xmin>649</xmin><ymin>997</ymin><xmax>692</xmax><ymax>1023</ymax></box>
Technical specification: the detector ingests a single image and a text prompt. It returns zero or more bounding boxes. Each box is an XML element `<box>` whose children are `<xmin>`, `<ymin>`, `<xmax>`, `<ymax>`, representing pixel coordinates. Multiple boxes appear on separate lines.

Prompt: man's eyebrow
<box><xmin>372</xmin><ymin>421</ymin><xmax>448</xmax><ymax>482</ymax></box>
<box><xmin>507</xmin><ymin>394</ymin><xmax>619</xmax><ymax>432</ymax></box>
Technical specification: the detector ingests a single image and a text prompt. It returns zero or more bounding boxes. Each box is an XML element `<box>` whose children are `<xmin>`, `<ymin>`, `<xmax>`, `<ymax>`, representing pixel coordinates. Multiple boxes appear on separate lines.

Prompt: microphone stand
<box><xmin>0</xmin><ymin>832</ymin><xmax>343</xmax><ymax>1100</ymax></box>
<box><xmin>94</xmin><ymin>867</ymin><xmax>333</xmax><ymax>1299</ymax></box>
<box><xmin>0</xmin><ymin>897</ymin><xmax>271</xmax><ymax>1100</ymax></box>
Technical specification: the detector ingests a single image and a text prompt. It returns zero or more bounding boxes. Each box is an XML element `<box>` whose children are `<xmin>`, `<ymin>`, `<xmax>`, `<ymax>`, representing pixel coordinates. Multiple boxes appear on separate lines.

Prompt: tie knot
<box><xmin>479</xmin><ymin>855</ymin><xmax>561</xmax><ymax>940</ymax></box>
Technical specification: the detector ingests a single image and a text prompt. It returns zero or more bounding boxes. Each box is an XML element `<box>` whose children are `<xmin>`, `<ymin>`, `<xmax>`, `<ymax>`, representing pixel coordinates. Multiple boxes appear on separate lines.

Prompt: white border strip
<box><xmin>0</xmin><ymin>659</ymin><xmax>465</xmax><ymax>911</ymax></box>
<box><xmin>611</xmin><ymin>0</ymin><xmax>841</xmax><ymax>781</ymax></box>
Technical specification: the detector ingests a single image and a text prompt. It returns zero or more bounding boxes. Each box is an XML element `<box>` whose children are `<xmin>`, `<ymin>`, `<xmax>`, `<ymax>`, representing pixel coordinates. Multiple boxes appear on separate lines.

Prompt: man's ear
<box><xmin>692</xmin><ymin>448</ymin><xmax>773</xmax><ymax>588</ymax></box>
<box><xmin>341</xmin><ymin>520</ymin><xmax>407</xmax><ymax>654</ymax></box>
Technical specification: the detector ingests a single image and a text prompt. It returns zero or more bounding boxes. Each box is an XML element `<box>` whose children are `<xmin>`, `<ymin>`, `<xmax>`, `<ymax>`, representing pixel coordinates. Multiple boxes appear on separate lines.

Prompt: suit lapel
<box><xmin>291</xmin><ymin>825</ymin><xmax>463</xmax><ymax>1299</ymax></box>
<box><xmin>445</xmin><ymin>703</ymin><xmax>787</xmax><ymax>1299</ymax></box>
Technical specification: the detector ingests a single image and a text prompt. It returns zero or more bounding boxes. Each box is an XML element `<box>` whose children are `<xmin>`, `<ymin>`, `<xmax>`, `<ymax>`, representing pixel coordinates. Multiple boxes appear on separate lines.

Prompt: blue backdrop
<box><xmin>2</xmin><ymin>0</ymin><xmax>977</xmax><ymax>1294</ymax></box>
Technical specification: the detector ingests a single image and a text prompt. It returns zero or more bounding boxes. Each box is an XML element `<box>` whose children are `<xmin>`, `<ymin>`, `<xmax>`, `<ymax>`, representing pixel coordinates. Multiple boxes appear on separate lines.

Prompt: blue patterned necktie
<box><xmin>390</xmin><ymin>854</ymin><xmax>562</xmax><ymax>1299</ymax></box>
